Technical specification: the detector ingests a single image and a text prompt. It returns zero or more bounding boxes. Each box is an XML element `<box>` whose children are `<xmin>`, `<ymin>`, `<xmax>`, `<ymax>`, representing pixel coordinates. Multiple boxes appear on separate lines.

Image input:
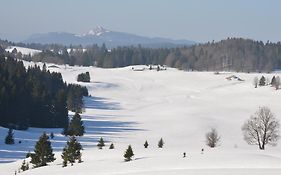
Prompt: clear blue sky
<box><xmin>0</xmin><ymin>0</ymin><xmax>281</xmax><ymax>42</ymax></box>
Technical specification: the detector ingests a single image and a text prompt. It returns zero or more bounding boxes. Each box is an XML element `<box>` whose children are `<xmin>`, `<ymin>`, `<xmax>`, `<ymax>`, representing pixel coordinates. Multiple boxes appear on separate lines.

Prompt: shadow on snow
<box><xmin>0</xmin><ymin>95</ymin><xmax>142</xmax><ymax>163</ymax></box>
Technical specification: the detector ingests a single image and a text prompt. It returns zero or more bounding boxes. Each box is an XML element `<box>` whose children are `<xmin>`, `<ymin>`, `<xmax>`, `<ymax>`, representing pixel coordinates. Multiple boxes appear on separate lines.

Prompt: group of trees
<box><xmin>4</xmin><ymin>38</ymin><xmax>281</xmax><ymax>73</ymax></box>
<box><xmin>22</xmin><ymin>131</ymin><xmax>84</xmax><ymax>171</ymax></box>
<box><xmin>205</xmin><ymin>106</ymin><xmax>280</xmax><ymax>150</ymax></box>
<box><xmin>253</xmin><ymin>75</ymin><xmax>280</xmax><ymax>89</ymax></box>
<box><xmin>0</xmin><ymin>55</ymin><xmax>88</xmax><ymax>129</ymax></box>
<box><xmin>77</xmin><ymin>72</ymin><xmax>91</xmax><ymax>82</ymax></box>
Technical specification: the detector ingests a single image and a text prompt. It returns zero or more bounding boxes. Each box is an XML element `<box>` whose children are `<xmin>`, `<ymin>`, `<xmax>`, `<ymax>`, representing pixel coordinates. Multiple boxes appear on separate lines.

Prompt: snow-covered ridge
<box><xmin>5</xmin><ymin>46</ymin><xmax>41</xmax><ymax>56</ymax></box>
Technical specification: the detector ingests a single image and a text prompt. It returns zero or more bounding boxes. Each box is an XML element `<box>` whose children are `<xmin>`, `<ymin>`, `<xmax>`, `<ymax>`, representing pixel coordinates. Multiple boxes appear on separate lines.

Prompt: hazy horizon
<box><xmin>1</xmin><ymin>0</ymin><xmax>281</xmax><ymax>43</ymax></box>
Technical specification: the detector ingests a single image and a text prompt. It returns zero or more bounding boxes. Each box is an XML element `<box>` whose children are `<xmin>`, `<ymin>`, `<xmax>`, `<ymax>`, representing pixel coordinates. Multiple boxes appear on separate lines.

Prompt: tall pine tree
<box><xmin>30</xmin><ymin>132</ymin><xmax>55</xmax><ymax>167</ymax></box>
<box><xmin>61</xmin><ymin>136</ymin><xmax>82</xmax><ymax>167</ymax></box>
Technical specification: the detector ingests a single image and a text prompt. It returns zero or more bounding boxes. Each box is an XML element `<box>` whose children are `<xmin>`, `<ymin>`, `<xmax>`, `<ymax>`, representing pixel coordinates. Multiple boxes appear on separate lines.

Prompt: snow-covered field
<box><xmin>1</xmin><ymin>63</ymin><xmax>281</xmax><ymax>175</ymax></box>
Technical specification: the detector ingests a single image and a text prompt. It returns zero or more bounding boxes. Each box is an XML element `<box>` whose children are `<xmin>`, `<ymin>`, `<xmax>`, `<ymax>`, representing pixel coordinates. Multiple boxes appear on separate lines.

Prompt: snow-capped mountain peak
<box><xmin>85</xmin><ymin>26</ymin><xmax>109</xmax><ymax>36</ymax></box>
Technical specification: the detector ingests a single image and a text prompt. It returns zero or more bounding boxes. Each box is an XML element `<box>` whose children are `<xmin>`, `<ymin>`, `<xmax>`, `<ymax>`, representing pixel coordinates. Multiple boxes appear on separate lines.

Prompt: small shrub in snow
<box><xmin>158</xmin><ymin>138</ymin><xmax>164</xmax><ymax>148</ymax></box>
<box><xmin>253</xmin><ymin>77</ymin><xmax>259</xmax><ymax>88</ymax></box>
<box><xmin>206</xmin><ymin>128</ymin><xmax>220</xmax><ymax>148</ymax></box>
<box><xmin>275</xmin><ymin>76</ymin><xmax>280</xmax><ymax>90</ymax></box>
<box><xmin>259</xmin><ymin>76</ymin><xmax>266</xmax><ymax>86</ymax></box>
<box><xmin>144</xmin><ymin>140</ymin><xmax>149</xmax><ymax>148</ymax></box>
<box><xmin>97</xmin><ymin>137</ymin><xmax>105</xmax><ymax>149</ymax></box>
<box><xmin>20</xmin><ymin>160</ymin><xmax>29</xmax><ymax>172</ymax></box>
<box><xmin>109</xmin><ymin>143</ymin><xmax>114</xmax><ymax>149</ymax></box>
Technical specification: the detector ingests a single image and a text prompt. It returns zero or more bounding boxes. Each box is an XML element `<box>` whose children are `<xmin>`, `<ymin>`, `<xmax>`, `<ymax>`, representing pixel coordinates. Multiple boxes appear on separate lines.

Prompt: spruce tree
<box><xmin>259</xmin><ymin>76</ymin><xmax>266</xmax><ymax>86</ymax></box>
<box><xmin>97</xmin><ymin>137</ymin><xmax>105</xmax><ymax>149</ymax></box>
<box><xmin>61</xmin><ymin>136</ymin><xmax>82</xmax><ymax>167</ymax></box>
<box><xmin>271</xmin><ymin>76</ymin><xmax>276</xmax><ymax>86</ymax></box>
<box><xmin>5</xmin><ymin>128</ymin><xmax>15</xmax><ymax>145</ymax></box>
<box><xmin>109</xmin><ymin>143</ymin><xmax>114</xmax><ymax>149</ymax></box>
<box><xmin>30</xmin><ymin>132</ymin><xmax>55</xmax><ymax>167</ymax></box>
<box><xmin>20</xmin><ymin>160</ymin><xmax>29</xmax><ymax>172</ymax></box>
<box><xmin>158</xmin><ymin>138</ymin><xmax>164</xmax><ymax>148</ymax></box>
<box><xmin>124</xmin><ymin>145</ymin><xmax>134</xmax><ymax>161</ymax></box>
<box><xmin>65</xmin><ymin>112</ymin><xmax>85</xmax><ymax>136</ymax></box>
<box><xmin>144</xmin><ymin>140</ymin><xmax>149</xmax><ymax>148</ymax></box>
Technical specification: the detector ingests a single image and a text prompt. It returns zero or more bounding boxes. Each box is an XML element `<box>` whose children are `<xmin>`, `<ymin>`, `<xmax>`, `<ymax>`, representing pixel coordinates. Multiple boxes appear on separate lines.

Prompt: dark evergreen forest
<box><xmin>0</xmin><ymin>54</ymin><xmax>88</xmax><ymax>130</ymax></box>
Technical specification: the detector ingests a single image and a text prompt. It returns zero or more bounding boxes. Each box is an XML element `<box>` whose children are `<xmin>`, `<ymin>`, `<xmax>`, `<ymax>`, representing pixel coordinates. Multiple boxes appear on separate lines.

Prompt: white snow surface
<box><xmin>1</xmin><ymin>63</ymin><xmax>281</xmax><ymax>175</ymax></box>
<box><xmin>5</xmin><ymin>46</ymin><xmax>41</xmax><ymax>56</ymax></box>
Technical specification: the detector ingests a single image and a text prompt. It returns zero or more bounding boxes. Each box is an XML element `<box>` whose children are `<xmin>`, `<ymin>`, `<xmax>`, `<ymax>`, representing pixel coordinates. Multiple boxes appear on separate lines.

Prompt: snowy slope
<box><xmin>5</xmin><ymin>46</ymin><xmax>41</xmax><ymax>56</ymax></box>
<box><xmin>1</xmin><ymin>63</ymin><xmax>281</xmax><ymax>175</ymax></box>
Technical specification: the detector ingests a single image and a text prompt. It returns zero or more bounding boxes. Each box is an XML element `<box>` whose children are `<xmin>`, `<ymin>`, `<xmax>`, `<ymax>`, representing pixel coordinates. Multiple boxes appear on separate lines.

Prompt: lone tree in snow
<box><xmin>253</xmin><ymin>77</ymin><xmax>259</xmax><ymax>88</ymax></box>
<box><xmin>97</xmin><ymin>137</ymin><xmax>105</xmax><ymax>149</ymax></box>
<box><xmin>62</xmin><ymin>136</ymin><xmax>82</xmax><ymax>167</ymax></box>
<box><xmin>206</xmin><ymin>128</ymin><xmax>220</xmax><ymax>148</ymax></box>
<box><xmin>275</xmin><ymin>76</ymin><xmax>280</xmax><ymax>90</ymax></box>
<box><xmin>20</xmin><ymin>160</ymin><xmax>29</xmax><ymax>172</ymax></box>
<box><xmin>158</xmin><ymin>138</ymin><xmax>164</xmax><ymax>148</ymax></box>
<box><xmin>259</xmin><ymin>76</ymin><xmax>266</xmax><ymax>86</ymax></box>
<box><xmin>124</xmin><ymin>145</ymin><xmax>134</xmax><ymax>161</ymax></box>
<box><xmin>242</xmin><ymin>106</ymin><xmax>280</xmax><ymax>150</ymax></box>
<box><xmin>271</xmin><ymin>76</ymin><xmax>276</xmax><ymax>86</ymax></box>
<box><xmin>30</xmin><ymin>132</ymin><xmax>56</xmax><ymax>167</ymax></box>
<box><xmin>144</xmin><ymin>140</ymin><xmax>149</xmax><ymax>148</ymax></box>
<box><xmin>109</xmin><ymin>143</ymin><xmax>114</xmax><ymax>149</ymax></box>
<box><xmin>5</xmin><ymin>128</ymin><xmax>15</xmax><ymax>145</ymax></box>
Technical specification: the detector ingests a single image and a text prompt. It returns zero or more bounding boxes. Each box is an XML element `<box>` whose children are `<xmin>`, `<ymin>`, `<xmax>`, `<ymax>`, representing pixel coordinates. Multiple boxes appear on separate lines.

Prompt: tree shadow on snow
<box><xmin>0</xmin><ymin>96</ymin><xmax>142</xmax><ymax>163</ymax></box>
<box><xmin>84</xmin><ymin>96</ymin><xmax>122</xmax><ymax>110</ymax></box>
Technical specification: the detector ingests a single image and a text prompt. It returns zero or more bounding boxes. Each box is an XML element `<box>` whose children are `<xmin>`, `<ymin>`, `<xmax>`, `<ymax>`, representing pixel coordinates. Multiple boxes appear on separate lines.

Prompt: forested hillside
<box><xmin>0</xmin><ymin>54</ymin><xmax>88</xmax><ymax>130</ymax></box>
<box><xmin>2</xmin><ymin>38</ymin><xmax>281</xmax><ymax>72</ymax></box>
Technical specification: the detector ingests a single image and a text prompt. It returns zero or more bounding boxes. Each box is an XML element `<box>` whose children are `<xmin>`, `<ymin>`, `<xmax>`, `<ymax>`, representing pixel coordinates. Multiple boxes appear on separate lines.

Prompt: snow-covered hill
<box><xmin>5</xmin><ymin>46</ymin><xmax>41</xmax><ymax>56</ymax></box>
<box><xmin>1</xmin><ymin>63</ymin><xmax>281</xmax><ymax>175</ymax></box>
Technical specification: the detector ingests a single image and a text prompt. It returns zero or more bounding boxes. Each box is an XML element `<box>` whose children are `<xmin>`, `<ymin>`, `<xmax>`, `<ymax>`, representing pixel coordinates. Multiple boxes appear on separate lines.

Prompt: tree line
<box><xmin>0</xmin><ymin>54</ymin><xmax>88</xmax><ymax>130</ymax></box>
<box><xmin>2</xmin><ymin>38</ymin><xmax>281</xmax><ymax>72</ymax></box>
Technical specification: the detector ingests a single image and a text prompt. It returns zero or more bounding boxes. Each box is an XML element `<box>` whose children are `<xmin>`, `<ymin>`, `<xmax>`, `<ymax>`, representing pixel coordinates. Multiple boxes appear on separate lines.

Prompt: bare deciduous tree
<box><xmin>206</xmin><ymin>128</ymin><xmax>220</xmax><ymax>148</ymax></box>
<box><xmin>253</xmin><ymin>77</ymin><xmax>258</xmax><ymax>88</ymax></box>
<box><xmin>242</xmin><ymin>106</ymin><xmax>280</xmax><ymax>150</ymax></box>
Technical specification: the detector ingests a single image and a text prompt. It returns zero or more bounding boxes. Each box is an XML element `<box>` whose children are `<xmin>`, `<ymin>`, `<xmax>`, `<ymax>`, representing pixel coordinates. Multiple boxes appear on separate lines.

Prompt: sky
<box><xmin>0</xmin><ymin>0</ymin><xmax>281</xmax><ymax>43</ymax></box>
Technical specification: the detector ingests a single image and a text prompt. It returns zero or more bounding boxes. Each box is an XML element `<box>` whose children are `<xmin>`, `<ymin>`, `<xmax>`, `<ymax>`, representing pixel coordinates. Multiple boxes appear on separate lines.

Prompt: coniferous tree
<box><xmin>144</xmin><ymin>140</ymin><xmax>149</xmax><ymax>148</ymax></box>
<box><xmin>5</xmin><ymin>128</ymin><xmax>15</xmax><ymax>145</ymax></box>
<box><xmin>158</xmin><ymin>138</ymin><xmax>164</xmax><ymax>148</ymax></box>
<box><xmin>65</xmin><ymin>112</ymin><xmax>85</xmax><ymax>136</ymax></box>
<box><xmin>259</xmin><ymin>76</ymin><xmax>266</xmax><ymax>86</ymax></box>
<box><xmin>20</xmin><ymin>160</ymin><xmax>29</xmax><ymax>172</ymax></box>
<box><xmin>109</xmin><ymin>143</ymin><xmax>114</xmax><ymax>149</ymax></box>
<box><xmin>97</xmin><ymin>137</ymin><xmax>105</xmax><ymax>149</ymax></box>
<box><xmin>271</xmin><ymin>76</ymin><xmax>276</xmax><ymax>86</ymax></box>
<box><xmin>124</xmin><ymin>145</ymin><xmax>134</xmax><ymax>161</ymax></box>
<box><xmin>50</xmin><ymin>132</ymin><xmax>54</xmax><ymax>139</ymax></box>
<box><xmin>77</xmin><ymin>72</ymin><xmax>90</xmax><ymax>82</ymax></box>
<box><xmin>30</xmin><ymin>132</ymin><xmax>55</xmax><ymax>167</ymax></box>
<box><xmin>275</xmin><ymin>76</ymin><xmax>281</xmax><ymax>90</ymax></box>
<box><xmin>61</xmin><ymin>136</ymin><xmax>82</xmax><ymax>167</ymax></box>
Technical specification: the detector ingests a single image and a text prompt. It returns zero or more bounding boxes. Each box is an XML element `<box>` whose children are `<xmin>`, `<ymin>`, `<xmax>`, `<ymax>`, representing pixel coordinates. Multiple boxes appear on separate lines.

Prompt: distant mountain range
<box><xmin>23</xmin><ymin>26</ymin><xmax>196</xmax><ymax>48</ymax></box>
